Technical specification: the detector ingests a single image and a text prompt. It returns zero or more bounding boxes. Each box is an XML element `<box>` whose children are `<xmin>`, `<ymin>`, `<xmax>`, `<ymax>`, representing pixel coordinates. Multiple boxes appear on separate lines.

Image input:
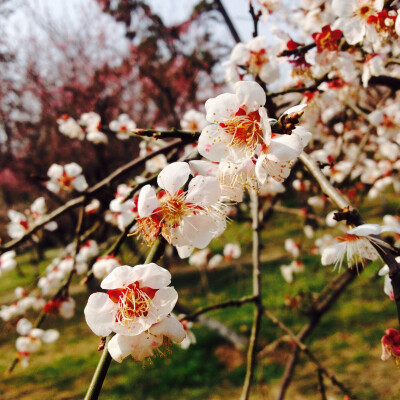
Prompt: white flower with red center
<box><xmin>109</xmin><ymin>185</ymin><xmax>138</xmax><ymax>231</ymax></box>
<box><xmin>189</xmin><ymin>249</ymin><xmax>211</xmax><ymax>268</ymax></box>
<box><xmin>285</xmin><ymin>238</ymin><xmax>301</xmax><ymax>258</ymax></box>
<box><xmin>15</xmin><ymin>318</ymin><xmax>59</xmax><ymax>368</ymax></box>
<box><xmin>109</xmin><ymin>113</ymin><xmax>136</xmax><ymax>140</ymax></box>
<box><xmin>57</xmin><ymin>114</ymin><xmax>85</xmax><ymax>140</ymax></box>
<box><xmin>228</xmin><ymin>36</ymin><xmax>280</xmax><ymax>84</ymax></box>
<box><xmin>198</xmin><ymin>81</ymin><xmax>270</xmax><ymax>163</ymax></box>
<box><xmin>332</xmin><ymin>0</ymin><xmax>383</xmax><ymax>44</ymax></box>
<box><xmin>108</xmin><ymin>314</ymin><xmax>186</xmax><ymax>363</ymax></box>
<box><xmin>84</xmin><ymin>264</ymin><xmax>178</xmax><ymax>337</ymax></box>
<box><xmin>136</xmin><ymin>162</ymin><xmax>225</xmax><ymax>258</ymax></box>
<box><xmin>180</xmin><ymin>109</ymin><xmax>208</xmax><ymax>132</ymax></box>
<box><xmin>46</xmin><ymin>163</ymin><xmax>88</xmax><ymax>193</ymax></box>
<box><xmin>79</xmin><ymin>112</ymin><xmax>108</xmax><ymax>144</ymax></box>
<box><xmin>30</xmin><ymin>197</ymin><xmax>58</xmax><ymax>231</ymax></box>
<box><xmin>0</xmin><ymin>250</ymin><xmax>17</xmax><ymax>275</ymax></box>
<box><xmin>7</xmin><ymin>210</ymin><xmax>29</xmax><ymax>239</ymax></box>
<box><xmin>321</xmin><ymin>224</ymin><xmax>400</xmax><ymax>269</ymax></box>
<box><xmin>44</xmin><ymin>297</ymin><xmax>76</xmax><ymax>319</ymax></box>
<box><xmin>92</xmin><ymin>255</ymin><xmax>122</xmax><ymax>280</ymax></box>
<box><xmin>255</xmin><ymin>107</ymin><xmax>311</xmax><ymax>184</ymax></box>
<box><xmin>223</xmin><ymin>243</ymin><xmax>241</xmax><ymax>260</ymax></box>
<box><xmin>381</xmin><ymin>328</ymin><xmax>400</xmax><ymax>368</ymax></box>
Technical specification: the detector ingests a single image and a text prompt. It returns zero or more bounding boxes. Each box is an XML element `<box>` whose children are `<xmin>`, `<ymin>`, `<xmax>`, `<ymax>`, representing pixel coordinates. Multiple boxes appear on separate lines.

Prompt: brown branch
<box><xmin>214</xmin><ymin>0</ymin><xmax>241</xmax><ymax>44</ymax></box>
<box><xmin>317</xmin><ymin>368</ymin><xmax>327</xmax><ymax>400</ymax></box>
<box><xmin>241</xmin><ymin>190</ymin><xmax>263</xmax><ymax>400</ymax></box>
<box><xmin>279</xmin><ymin>42</ymin><xmax>316</xmax><ymax>57</ymax></box>
<box><xmin>0</xmin><ymin>139</ymin><xmax>182</xmax><ymax>252</ymax></box>
<box><xmin>369</xmin><ymin>75</ymin><xmax>400</xmax><ymax>90</ymax></box>
<box><xmin>264</xmin><ymin>309</ymin><xmax>357</xmax><ymax>399</ymax></box>
<box><xmin>184</xmin><ymin>295</ymin><xmax>258</xmax><ymax>321</ymax></box>
<box><xmin>275</xmin><ymin>268</ymin><xmax>359</xmax><ymax>400</ymax></box>
<box><xmin>249</xmin><ymin>0</ymin><xmax>262</xmax><ymax>38</ymax></box>
<box><xmin>133</xmin><ymin>128</ymin><xmax>200</xmax><ymax>141</ymax></box>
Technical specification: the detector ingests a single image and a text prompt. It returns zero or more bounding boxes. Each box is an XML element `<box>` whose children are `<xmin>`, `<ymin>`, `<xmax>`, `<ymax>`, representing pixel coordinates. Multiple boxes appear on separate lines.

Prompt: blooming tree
<box><xmin>1</xmin><ymin>0</ymin><xmax>400</xmax><ymax>399</ymax></box>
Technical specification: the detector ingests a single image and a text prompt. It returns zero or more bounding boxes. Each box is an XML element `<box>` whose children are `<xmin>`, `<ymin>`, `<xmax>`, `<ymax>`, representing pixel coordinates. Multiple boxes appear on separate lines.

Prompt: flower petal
<box><xmin>84</xmin><ymin>293</ymin><xmax>116</xmax><ymax>336</ymax></box>
<box><xmin>157</xmin><ymin>162</ymin><xmax>190</xmax><ymax>195</ymax></box>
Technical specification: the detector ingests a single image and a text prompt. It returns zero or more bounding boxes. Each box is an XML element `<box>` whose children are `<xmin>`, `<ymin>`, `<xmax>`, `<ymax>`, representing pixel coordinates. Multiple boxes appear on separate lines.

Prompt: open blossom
<box><xmin>15</xmin><ymin>318</ymin><xmax>59</xmax><ymax>368</ymax></box>
<box><xmin>57</xmin><ymin>114</ymin><xmax>85</xmax><ymax>140</ymax></box>
<box><xmin>109</xmin><ymin>113</ymin><xmax>136</xmax><ymax>140</ymax></box>
<box><xmin>381</xmin><ymin>328</ymin><xmax>400</xmax><ymax>368</ymax></box>
<box><xmin>108</xmin><ymin>314</ymin><xmax>186</xmax><ymax>363</ymax></box>
<box><xmin>84</xmin><ymin>264</ymin><xmax>178</xmax><ymax>337</ymax></box>
<box><xmin>136</xmin><ymin>162</ymin><xmax>226</xmax><ymax>258</ymax></box>
<box><xmin>223</xmin><ymin>243</ymin><xmax>241</xmax><ymax>260</ymax></box>
<box><xmin>180</xmin><ymin>109</ymin><xmax>208</xmax><ymax>132</ymax></box>
<box><xmin>332</xmin><ymin>0</ymin><xmax>383</xmax><ymax>44</ymax></box>
<box><xmin>7</xmin><ymin>197</ymin><xmax>57</xmax><ymax>239</ymax></box>
<box><xmin>198</xmin><ymin>81</ymin><xmax>270</xmax><ymax>163</ymax></box>
<box><xmin>227</xmin><ymin>36</ymin><xmax>280</xmax><ymax>84</ymax></box>
<box><xmin>44</xmin><ymin>297</ymin><xmax>76</xmax><ymax>319</ymax></box>
<box><xmin>79</xmin><ymin>112</ymin><xmax>108</xmax><ymax>144</ymax></box>
<box><xmin>46</xmin><ymin>163</ymin><xmax>88</xmax><ymax>193</ymax></box>
<box><xmin>321</xmin><ymin>224</ymin><xmax>400</xmax><ymax>269</ymax></box>
<box><xmin>92</xmin><ymin>255</ymin><xmax>122</xmax><ymax>280</ymax></box>
<box><xmin>0</xmin><ymin>250</ymin><xmax>17</xmax><ymax>275</ymax></box>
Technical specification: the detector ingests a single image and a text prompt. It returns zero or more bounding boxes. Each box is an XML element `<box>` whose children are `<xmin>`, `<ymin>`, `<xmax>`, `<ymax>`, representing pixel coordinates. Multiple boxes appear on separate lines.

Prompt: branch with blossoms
<box><xmin>4</xmin><ymin>1</ymin><xmax>400</xmax><ymax>399</ymax></box>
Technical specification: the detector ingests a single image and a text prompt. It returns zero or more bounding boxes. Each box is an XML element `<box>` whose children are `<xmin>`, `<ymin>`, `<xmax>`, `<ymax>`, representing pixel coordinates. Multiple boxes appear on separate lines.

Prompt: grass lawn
<box><xmin>1</xmin><ymin>194</ymin><xmax>400</xmax><ymax>399</ymax></box>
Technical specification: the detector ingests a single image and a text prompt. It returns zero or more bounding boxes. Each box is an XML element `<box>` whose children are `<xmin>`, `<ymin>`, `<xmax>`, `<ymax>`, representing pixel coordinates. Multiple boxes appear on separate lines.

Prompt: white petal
<box><xmin>150</xmin><ymin>314</ymin><xmax>186</xmax><ymax>343</ymax></box>
<box><xmin>342</xmin><ymin>18</ymin><xmax>365</xmax><ymax>45</ymax></box>
<box><xmin>73</xmin><ymin>175</ymin><xmax>88</xmax><ymax>192</ymax></box>
<box><xmin>41</xmin><ymin>329</ymin><xmax>60</xmax><ymax>343</ymax></box>
<box><xmin>47</xmin><ymin>163</ymin><xmax>63</xmax><ymax>179</ymax></box>
<box><xmin>267</xmin><ymin>134</ymin><xmax>303</xmax><ymax>163</ymax></box>
<box><xmin>138</xmin><ymin>185</ymin><xmax>159</xmax><ymax>218</ymax></box>
<box><xmin>151</xmin><ymin>287</ymin><xmax>179</xmax><ymax>321</ymax></box>
<box><xmin>283</xmin><ymin>104</ymin><xmax>307</xmax><ymax>115</ymax></box>
<box><xmin>205</xmin><ymin>93</ymin><xmax>239</xmax><ymax>123</ymax></box>
<box><xmin>157</xmin><ymin>162</ymin><xmax>190</xmax><ymax>195</ymax></box>
<box><xmin>198</xmin><ymin>124</ymin><xmax>231</xmax><ymax>162</ymax></box>
<box><xmin>186</xmin><ymin>176</ymin><xmax>221</xmax><ymax>206</ymax></box>
<box><xmin>321</xmin><ymin>244</ymin><xmax>343</xmax><ymax>266</ymax></box>
<box><xmin>234</xmin><ymin>81</ymin><xmax>266</xmax><ymax>112</ymax></box>
<box><xmin>84</xmin><ymin>293</ymin><xmax>116</xmax><ymax>336</ymax></box>
<box><xmin>130</xmin><ymin>263</ymin><xmax>171</xmax><ymax>289</ymax></box>
<box><xmin>64</xmin><ymin>162</ymin><xmax>82</xmax><ymax>177</ymax></box>
<box><xmin>16</xmin><ymin>318</ymin><xmax>32</xmax><ymax>335</ymax></box>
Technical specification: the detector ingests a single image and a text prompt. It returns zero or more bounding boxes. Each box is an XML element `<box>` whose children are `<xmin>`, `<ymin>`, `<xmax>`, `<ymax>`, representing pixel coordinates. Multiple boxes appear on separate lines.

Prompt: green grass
<box><xmin>1</xmin><ymin>194</ymin><xmax>400</xmax><ymax>400</ymax></box>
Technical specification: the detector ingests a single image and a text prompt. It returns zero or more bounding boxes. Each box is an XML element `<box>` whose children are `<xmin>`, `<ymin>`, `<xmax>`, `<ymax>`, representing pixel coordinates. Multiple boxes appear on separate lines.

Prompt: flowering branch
<box><xmin>0</xmin><ymin>139</ymin><xmax>182</xmax><ymax>252</ymax></box>
<box><xmin>84</xmin><ymin>238</ymin><xmax>164</xmax><ymax>400</ymax></box>
<box><xmin>132</xmin><ymin>128</ymin><xmax>200</xmax><ymax>141</ymax></box>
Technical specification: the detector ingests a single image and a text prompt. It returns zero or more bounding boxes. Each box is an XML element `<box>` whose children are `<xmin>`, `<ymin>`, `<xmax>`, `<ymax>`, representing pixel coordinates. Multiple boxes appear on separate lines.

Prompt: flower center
<box><xmin>247</xmin><ymin>49</ymin><xmax>267</xmax><ymax>75</ymax></box>
<box><xmin>58</xmin><ymin>172</ymin><xmax>74</xmax><ymax>190</ymax></box>
<box><xmin>358</xmin><ymin>5</ymin><xmax>372</xmax><ymax>19</ymax></box>
<box><xmin>158</xmin><ymin>190</ymin><xmax>193</xmax><ymax>228</ymax></box>
<box><xmin>108</xmin><ymin>282</ymin><xmax>157</xmax><ymax>327</ymax></box>
<box><xmin>220</xmin><ymin>107</ymin><xmax>263</xmax><ymax>150</ymax></box>
<box><xmin>336</xmin><ymin>233</ymin><xmax>361</xmax><ymax>242</ymax></box>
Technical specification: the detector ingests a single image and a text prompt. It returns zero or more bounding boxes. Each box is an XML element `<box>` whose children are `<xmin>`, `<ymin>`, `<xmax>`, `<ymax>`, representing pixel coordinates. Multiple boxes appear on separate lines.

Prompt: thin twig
<box><xmin>240</xmin><ymin>189</ymin><xmax>263</xmax><ymax>400</ymax></box>
<box><xmin>264</xmin><ymin>309</ymin><xmax>357</xmax><ymax>399</ymax></box>
<box><xmin>184</xmin><ymin>295</ymin><xmax>258</xmax><ymax>321</ymax></box>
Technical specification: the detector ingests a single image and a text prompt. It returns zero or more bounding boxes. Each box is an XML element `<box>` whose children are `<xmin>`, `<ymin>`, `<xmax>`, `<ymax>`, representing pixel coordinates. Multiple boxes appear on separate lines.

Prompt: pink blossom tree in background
<box><xmin>1</xmin><ymin>0</ymin><xmax>400</xmax><ymax>399</ymax></box>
